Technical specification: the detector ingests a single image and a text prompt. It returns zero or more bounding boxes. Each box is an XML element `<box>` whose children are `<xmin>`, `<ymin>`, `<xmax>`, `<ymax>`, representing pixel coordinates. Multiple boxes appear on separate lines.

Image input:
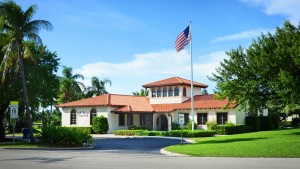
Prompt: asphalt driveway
<box><xmin>93</xmin><ymin>137</ymin><xmax>183</xmax><ymax>154</ymax></box>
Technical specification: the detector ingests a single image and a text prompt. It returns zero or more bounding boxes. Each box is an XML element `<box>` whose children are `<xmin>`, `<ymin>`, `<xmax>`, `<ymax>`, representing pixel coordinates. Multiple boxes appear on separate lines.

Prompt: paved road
<box><xmin>0</xmin><ymin>149</ymin><xmax>299</xmax><ymax>169</ymax></box>
<box><xmin>93</xmin><ymin>137</ymin><xmax>183</xmax><ymax>154</ymax></box>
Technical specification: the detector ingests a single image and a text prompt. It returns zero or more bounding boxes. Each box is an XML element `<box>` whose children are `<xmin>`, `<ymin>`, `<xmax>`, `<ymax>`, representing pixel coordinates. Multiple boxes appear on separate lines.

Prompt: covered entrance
<box><xmin>156</xmin><ymin>115</ymin><xmax>168</xmax><ymax>131</ymax></box>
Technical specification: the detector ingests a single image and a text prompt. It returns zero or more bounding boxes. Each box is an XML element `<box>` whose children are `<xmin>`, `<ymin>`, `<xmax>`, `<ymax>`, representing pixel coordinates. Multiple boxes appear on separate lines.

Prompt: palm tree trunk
<box><xmin>18</xmin><ymin>42</ymin><xmax>35</xmax><ymax>143</ymax></box>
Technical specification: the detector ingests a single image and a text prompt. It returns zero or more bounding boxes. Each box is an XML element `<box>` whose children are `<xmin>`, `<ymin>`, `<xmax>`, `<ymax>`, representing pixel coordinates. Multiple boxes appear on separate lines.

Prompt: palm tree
<box><xmin>85</xmin><ymin>76</ymin><xmax>111</xmax><ymax>98</ymax></box>
<box><xmin>58</xmin><ymin>66</ymin><xmax>85</xmax><ymax>103</ymax></box>
<box><xmin>0</xmin><ymin>0</ymin><xmax>53</xmax><ymax>143</ymax></box>
<box><xmin>132</xmin><ymin>88</ymin><xmax>149</xmax><ymax>96</ymax></box>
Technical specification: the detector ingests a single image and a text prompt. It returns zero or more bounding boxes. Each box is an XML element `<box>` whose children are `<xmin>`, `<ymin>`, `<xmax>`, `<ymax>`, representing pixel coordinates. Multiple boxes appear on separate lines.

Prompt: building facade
<box><xmin>58</xmin><ymin>77</ymin><xmax>255</xmax><ymax>133</ymax></box>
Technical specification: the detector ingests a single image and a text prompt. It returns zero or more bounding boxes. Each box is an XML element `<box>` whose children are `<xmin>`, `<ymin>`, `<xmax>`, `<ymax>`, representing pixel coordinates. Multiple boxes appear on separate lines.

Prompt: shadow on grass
<box><xmin>196</xmin><ymin>137</ymin><xmax>267</xmax><ymax>145</ymax></box>
<box><xmin>288</xmin><ymin>132</ymin><xmax>300</xmax><ymax>136</ymax></box>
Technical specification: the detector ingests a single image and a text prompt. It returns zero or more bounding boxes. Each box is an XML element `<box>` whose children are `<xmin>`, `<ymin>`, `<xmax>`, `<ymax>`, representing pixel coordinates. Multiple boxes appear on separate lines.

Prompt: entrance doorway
<box><xmin>157</xmin><ymin>115</ymin><xmax>168</xmax><ymax>131</ymax></box>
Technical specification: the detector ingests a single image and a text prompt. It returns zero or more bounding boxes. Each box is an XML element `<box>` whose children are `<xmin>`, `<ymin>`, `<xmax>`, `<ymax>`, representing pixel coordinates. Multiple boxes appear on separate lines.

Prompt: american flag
<box><xmin>175</xmin><ymin>26</ymin><xmax>190</xmax><ymax>52</ymax></box>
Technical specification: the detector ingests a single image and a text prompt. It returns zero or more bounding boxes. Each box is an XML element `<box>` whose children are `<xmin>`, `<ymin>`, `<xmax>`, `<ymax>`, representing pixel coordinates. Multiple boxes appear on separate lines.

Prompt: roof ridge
<box><xmin>175</xmin><ymin>76</ymin><xmax>183</xmax><ymax>83</ymax></box>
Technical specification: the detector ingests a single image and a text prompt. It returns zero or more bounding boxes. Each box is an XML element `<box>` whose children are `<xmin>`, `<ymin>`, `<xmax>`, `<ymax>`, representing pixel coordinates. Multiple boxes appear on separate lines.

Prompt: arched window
<box><xmin>183</xmin><ymin>87</ymin><xmax>186</xmax><ymax>97</ymax></box>
<box><xmin>152</xmin><ymin>88</ymin><xmax>156</xmax><ymax>97</ymax></box>
<box><xmin>90</xmin><ymin>109</ymin><xmax>97</xmax><ymax>125</ymax></box>
<box><xmin>163</xmin><ymin>88</ymin><xmax>167</xmax><ymax>97</ymax></box>
<box><xmin>168</xmin><ymin>87</ymin><xmax>173</xmax><ymax>97</ymax></box>
<box><xmin>174</xmin><ymin>87</ymin><xmax>179</xmax><ymax>96</ymax></box>
<box><xmin>70</xmin><ymin>109</ymin><xmax>76</xmax><ymax>125</ymax></box>
<box><xmin>157</xmin><ymin>88</ymin><xmax>161</xmax><ymax>97</ymax></box>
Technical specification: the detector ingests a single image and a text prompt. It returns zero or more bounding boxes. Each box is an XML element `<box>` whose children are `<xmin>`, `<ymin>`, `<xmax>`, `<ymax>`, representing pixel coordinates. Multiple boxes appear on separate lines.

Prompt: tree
<box><xmin>58</xmin><ymin>66</ymin><xmax>85</xmax><ymax>103</ymax></box>
<box><xmin>209</xmin><ymin>21</ymin><xmax>300</xmax><ymax>112</ymax></box>
<box><xmin>85</xmin><ymin>76</ymin><xmax>111</xmax><ymax>98</ymax></box>
<box><xmin>0</xmin><ymin>0</ymin><xmax>53</xmax><ymax>143</ymax></box>
<box><xmin>132</xmin><ymin>88</ymin><xmax>149</xmax><ymax>96</ymax></box>
<box><xmin>201</xmin><ymin>88</ymin><xmax>208</xmax><ymax>95</ymax></box>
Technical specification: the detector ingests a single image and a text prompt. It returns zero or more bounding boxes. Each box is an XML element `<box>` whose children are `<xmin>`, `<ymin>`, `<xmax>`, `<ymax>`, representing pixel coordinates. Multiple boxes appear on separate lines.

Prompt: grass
<box><xmin>165</xmin><ymin>128</ymin><xmax>300</xmax><ymax>157</ymax></box>
<box><xmin>0</xmin><ymin>142</ymin><xmax>50</xmax><ymax>148</ymax></box>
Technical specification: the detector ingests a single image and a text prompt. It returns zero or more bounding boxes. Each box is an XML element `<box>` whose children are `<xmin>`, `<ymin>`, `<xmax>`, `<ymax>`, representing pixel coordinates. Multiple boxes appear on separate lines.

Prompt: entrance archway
<box><xmin>156</xmin><ymin>115</ymin><xmax>168</xmax><ymax>131</ymax></box>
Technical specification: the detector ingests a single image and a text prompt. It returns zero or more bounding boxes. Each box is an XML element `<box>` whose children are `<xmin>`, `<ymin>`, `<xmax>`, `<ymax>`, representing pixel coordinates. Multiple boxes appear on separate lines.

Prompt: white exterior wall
<box><xmin>149</xmin><ymin>86</ymin><xmax>202</xmax><ymax>104</ymax></box>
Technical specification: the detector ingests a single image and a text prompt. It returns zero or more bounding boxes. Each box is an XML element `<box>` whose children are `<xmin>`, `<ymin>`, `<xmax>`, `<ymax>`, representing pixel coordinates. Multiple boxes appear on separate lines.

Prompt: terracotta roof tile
<box><xmin>142</xmin><ymin>76</ymin><xmax>208</xmax><ymax>88</ymax></box>
<box><xmin>151</xmin><ymin>95</ymin><xmax>236</xmax><ymax>112</ymax></box>
<box><xmin>57</xmin><ymin>94</ymin><xmax>154</xmax><ymax>113</ymax></box>
<box><xmin>57</xmin><ymin>94</ymin><xmax>235</xmax><ymax>113</ymax></box>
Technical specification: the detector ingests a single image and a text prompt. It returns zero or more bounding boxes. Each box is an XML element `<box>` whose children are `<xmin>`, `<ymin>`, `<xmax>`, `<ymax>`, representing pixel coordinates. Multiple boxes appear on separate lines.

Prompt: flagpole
<box><xmin>189</xmin><ymin>21</ymin><xmax>195</xmax><ymax>131</ymax></box>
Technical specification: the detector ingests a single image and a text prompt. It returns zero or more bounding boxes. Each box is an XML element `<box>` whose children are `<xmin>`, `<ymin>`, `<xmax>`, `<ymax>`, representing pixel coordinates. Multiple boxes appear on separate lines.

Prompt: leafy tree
<box><xmin>58</xmin><ymin>66</ymin><xmax>85</xmax><ymax>103</ymax></box>
<box><xmin>209</xmin><ymin>21</ymin><xmax>300</xmax><ymax>112</ymax></box>
<box><xmin>0</xmin><ymin>0</ymin><xmax>53</xmax><ymax>143</ymax></box>
<box><xmin>132</xmin><ymin>88</ymin><xmax>149</xmax><ymax>96</ymax></box>
<box><xmin>85</xmin><ymin>76</ymin><xmax>111</xmax><ymax>98</ymax></box>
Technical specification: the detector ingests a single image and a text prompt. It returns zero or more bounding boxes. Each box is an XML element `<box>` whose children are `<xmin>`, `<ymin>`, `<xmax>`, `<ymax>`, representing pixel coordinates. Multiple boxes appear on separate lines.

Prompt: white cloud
<box><xmin>211</xmin><ymin>29</ymin><xmax>274</xmax><ymax>43</ymax></box>
<box><xmin>74</xmin><ymin>50</ymin><xmax>228</xmax><ymax>95</ymax></box>
<box><xmin>240</xmin><ymin>0</ymin><xmax>300</xmax><ymax>24</ymax></box>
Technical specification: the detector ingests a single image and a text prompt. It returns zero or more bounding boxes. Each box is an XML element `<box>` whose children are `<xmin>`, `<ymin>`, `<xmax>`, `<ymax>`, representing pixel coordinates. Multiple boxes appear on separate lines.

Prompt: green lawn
<box><xmin>0</xmin><ymin>142</ymin><xmax>49</xmax><ymax>148</ymax></box>
<box><xmin>165</xmin><ymin>128</ymin><xmax>300</xmax><ymax>157</ymax></box>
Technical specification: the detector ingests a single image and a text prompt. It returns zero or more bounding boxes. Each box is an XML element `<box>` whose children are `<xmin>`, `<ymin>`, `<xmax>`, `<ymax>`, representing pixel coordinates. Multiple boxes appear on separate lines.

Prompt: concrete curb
<box><xmin>160</xmin><ymin>148</ymin><xmax>189</xmax><ymax>157</ymax></box>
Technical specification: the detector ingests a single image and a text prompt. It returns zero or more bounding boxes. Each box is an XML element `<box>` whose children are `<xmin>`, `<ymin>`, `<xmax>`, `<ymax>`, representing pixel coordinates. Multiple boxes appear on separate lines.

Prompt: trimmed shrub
<box><xmin>113</xmin><ymin>130</ymin><xmax>145</xmax><ymax>136</ymax></box>
<box><xmin>291</xmin><ymin>118</ymin><xmax>300</xmax><ymax>126</ymax></box>
<box><xmin>113</xmin><ymin>129</ymin><xmax>216</xmax><ymax>137</ymax></box>
<box><xmin>245</xmin><ymin>116</ymin><xmax>260</xmax><ymax>131</ymax></box>
<box><xmin>216</xmin><ymin>124</ymin><xmax>245</xmax><ymax>135</ymax></box>
<box><xmin>172</xmin><ymin>122</ymin><xmax>180</xmax><ymax>130</ymax></box>
<box><xmin>40</xmin><ymin>126</ymin><xmax>93</xmax><ymax>147</ymax></box>
<box><xmin>129</xmin><ymin>125</ymin><xmax>147</xmax><ymax>130</ymax></box>
<box><xmin>92</xmin><ymin>116</ymin><xmax>109</xmax><ymax>134</ymax></box>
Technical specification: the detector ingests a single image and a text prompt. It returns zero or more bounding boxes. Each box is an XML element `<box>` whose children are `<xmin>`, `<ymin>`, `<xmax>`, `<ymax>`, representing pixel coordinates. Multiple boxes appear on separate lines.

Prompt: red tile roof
<box><xmin>142</xmin><ymin>76</ymin><xmax>208</xmax><ymax>88</ymax></box>
<box><xmin>57</xmin><ymin>94</ymin><xmax>154</xmax><ymax>112</ymax></box>
<box><xmin>57</xmin><ymin>94</ymin><xmax>235</xmax><ymax>113</ymax></box>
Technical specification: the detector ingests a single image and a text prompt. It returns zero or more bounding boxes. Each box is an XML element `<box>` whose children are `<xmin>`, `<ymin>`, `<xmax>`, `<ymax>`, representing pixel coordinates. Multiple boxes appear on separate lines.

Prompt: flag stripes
<box><xmin>175</xmin><ymin>26</ymin><xmax>190</xmax><ymax>52</ymax></box>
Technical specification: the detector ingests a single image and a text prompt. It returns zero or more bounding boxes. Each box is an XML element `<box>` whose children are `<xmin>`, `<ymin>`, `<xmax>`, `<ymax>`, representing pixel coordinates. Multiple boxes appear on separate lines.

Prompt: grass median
<box><xmin>165</xmin><ymin>128</ymin><xmax>300</xmax><ymax>157</ymax></box>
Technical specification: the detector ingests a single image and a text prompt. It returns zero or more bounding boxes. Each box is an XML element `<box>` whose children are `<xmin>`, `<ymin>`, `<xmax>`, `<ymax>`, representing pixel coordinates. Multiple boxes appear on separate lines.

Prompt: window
<box><xmin>140</xmin><ymin>114</ymin><xmax>146</xmax><ymax>126</ymax></box>
<box><xmin>163</xmin><ymin>88</ymin><xmax>167</xmax><ymax>97</ymax></box>
<box><xmin>197</xmin><ymin>113</ymin><xmax>207</xmax><ymax>125</ymax></box>
<box><xmin>157</xmin><ymin>88</ymin><xmax>161</xmax><ymax>97</ymax></box>
<box><xmin>152</xmin><ymin>88</ymin><xmax>156</xmax><ymax>97</ymax></box>
<box><xmin>168</xmin><ymin>87</ymin><xmax>173</xmax><ymax>97</ymax></box>
<box><xmin>183</xmin><ymin>87</ymin><xmax>187</xmax><ymax>97</ymax></box>
<box><xmin>128</xmin><ymin>114</ymin><xmax>133</xmax><ymax>126</ymax></box>
<box><xmin>217</xmin><ymin>112</ymin><xmax>228</xmax><ymax>124</ymax></box>
<box><xmin>174</xmin><ymin>87</ymin><xmax>179</xmax><ymax>96</ymax></box>
<box><xmin>90</xmin><ymin>109</ymin><xmax>97</xmax><ymax>125</ymax></box>
<box><xmin>119</xmin><ymin>114</ymin><xmax>125</xmax><ymax>126</ymax></box>
<box><xmin>179</xmin><ymin>113</ymin><xmax>189</xmax><ymax>125</ymax></box>
<box><xmin>70</xmin><ymin>109</ymin><xmax>76</xmax><ymax>125</ymax></box>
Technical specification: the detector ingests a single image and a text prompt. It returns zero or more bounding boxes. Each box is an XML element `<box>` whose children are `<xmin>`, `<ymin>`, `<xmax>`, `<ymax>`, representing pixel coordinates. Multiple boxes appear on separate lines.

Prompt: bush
<box><xmin>40</xmin><ymin>126</ymin><xmax>93</xmax><ymax>147</ymax></box>
<box><xmin>206</xmin><ymin>120</ymin><xmax>217</xmax><ymax>130</ymax></box>
<box><xmin>187</xmin><ymin>121</ymin><xmax>197</xmax><ymax>130</ymax></box>
<box><xmin>172</xmin><ymin>122</ymin><xmax>180</xmax><ymax>130</ymax></box>
<box><xmin>92</xmin><ymin>116</ymin><xmax>109</xmax><ymax>134</ymax></box>
<box><xmin>245</xmin><ymin>116</ymin><xmax>260</xmax><ymax>131</ymax></box>
<box><xmin>216</xmin><ymin>124</ymin><xmax>245</xmax><ymax>135</ymax></box>
<box><xmin>129</xmin><ymin>125</ymin><xmax>147</xmax><ymax>130</ymax></box>
<box><xmin>291</xmin><ymin>118</ymin><xmax>300</xmax><ymax>126</ymax></box>
<box><xmin>113</xmin><ymin>129</ymin><xmax>216</xmax><ymax>137</ymax></box>
<box><xmin>67</xmin><ymin>127</ymin><xmax>92</xmax><ymax>134</ymax></box>
<box><xmin>166</xmin><ymin>130</ymin><xmax>216</xmax><ymax>137</ymax></box>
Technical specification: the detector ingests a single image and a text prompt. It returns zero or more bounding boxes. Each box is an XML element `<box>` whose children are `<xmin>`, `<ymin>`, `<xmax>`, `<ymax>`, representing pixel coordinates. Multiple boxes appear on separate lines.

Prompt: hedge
<box><xmin>216</xmin><ymin>124</ymin><xmax>245</xmax><ymax>135</ymax></box>
<box><xmin>113</xmin><ymin>130</ymin><xmax>216</xmax><ymax>137</ymax></box>
<box><xmin>40</xmin><ymin>126</ymin><xmax>93</xmax><ymax>147</ymax></box>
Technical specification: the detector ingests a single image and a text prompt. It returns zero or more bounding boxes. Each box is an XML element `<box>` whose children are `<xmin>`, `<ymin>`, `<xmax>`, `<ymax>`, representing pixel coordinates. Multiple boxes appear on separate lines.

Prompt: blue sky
<box><xmin>16</xmin><ymin>0</ymin><xmax>300</xmax><ymax>95</ymax></box>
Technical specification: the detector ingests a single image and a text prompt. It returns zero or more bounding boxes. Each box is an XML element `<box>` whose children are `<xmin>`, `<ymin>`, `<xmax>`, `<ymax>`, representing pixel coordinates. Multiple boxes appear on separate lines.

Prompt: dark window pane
<box><xmin>197</xmin><ymin>113</ymin><xmax>207</xmax><ymax>125</ymax></box>
<box><xmin>174</xmin><ymin>87</ymin><xmax>179</xmax><ymax>96</ymax></box>
<box><xmin>183</xmin><ymin>87</ymin><xmax>186</xmax><ymax>97</ymax></box>
<box><xmin>119</xmin><ymin>114</ymin><xmax>125</xmax><ymax>126</ymax></box>
<box><xmin>168</xmin><ymin>87</ymin><xmax>173</xmax><ymax>96</ymax></box>
<box><xmin>217</xmin><ymin>113</ymin><xmax>228</xmax><ymax>124</ymax></box>
<box><xmin>157</xmin><ymin>88</ymin><xmax>161</xmax><ymax>97</ymax></box>
<box><xmin>163</xmin><ymin>88</ymin><xmax>167</xmax><ymax>97</ymax></box>
<box><xmin>152</xmin><ymin>89</ymin><xmax>156</xmax><ymax>97</ymax></box>
<box><xmin>90</xmin><ymin>109</ymin><xmax>97</xmax><ymax>125</ymax></box>
<box><xmin>70</xmin><ymin>109</ymin><xmax>76</xmax><ymax>125</ymax></box>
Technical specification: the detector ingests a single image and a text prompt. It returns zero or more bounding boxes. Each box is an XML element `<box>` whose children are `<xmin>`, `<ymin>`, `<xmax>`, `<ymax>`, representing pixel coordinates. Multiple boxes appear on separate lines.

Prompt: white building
<box><xmin>58</xmin><ymin>77</ymin><xmax>249</xmax><ymax>133</ymax></box>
